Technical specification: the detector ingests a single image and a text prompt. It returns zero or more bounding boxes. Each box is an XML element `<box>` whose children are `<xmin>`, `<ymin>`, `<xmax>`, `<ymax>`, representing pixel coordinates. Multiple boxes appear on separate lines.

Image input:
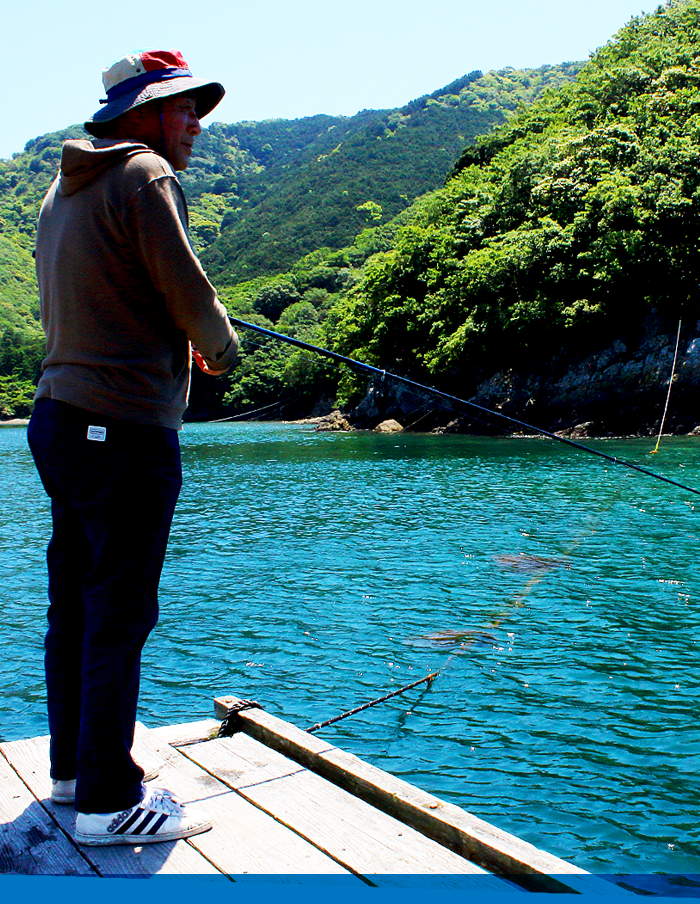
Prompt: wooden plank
<box><xmin>213</xmin><ymin>695</ymin><xmax>627</xmax><ymax>895</ymax></box>
<box><xmin>151</xmin><ymin>739</ymin><xmax>358</xmax><ymax>878</ymax></box>
<box><xmin>181</xmin><ymin>733</ymin><xmax>516</xmax><ymax>890</ymax></box>
<box><xmin>148</xmin><ymin>719</ymin><xmax>219</xmax><ymax>748</ymax></box>
<box><xmin>0</xmin><ymin>750</ymin><xmax>95</xmax><ymax>876</ymax></box>
<box><xmin>2</xmin><ymin>727</ymin><xmax>355</xmax><ymax>878</ymax></box>
<box><xmin>0</xmin><ymin>735</ymin><xmax>220</xmax><ymax>877</ymax></box>
<box><xmin>131</xmin><ymin>721</ymin><xmax>169</xmax><ymax>776</ymax></box>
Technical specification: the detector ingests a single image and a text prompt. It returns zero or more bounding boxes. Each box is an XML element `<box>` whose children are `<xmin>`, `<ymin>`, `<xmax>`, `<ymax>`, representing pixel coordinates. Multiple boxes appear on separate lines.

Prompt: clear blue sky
<box><xmin>3</xmin><ymin>0</ymin><xmax>651</xmax><ymax>160</ymax></box>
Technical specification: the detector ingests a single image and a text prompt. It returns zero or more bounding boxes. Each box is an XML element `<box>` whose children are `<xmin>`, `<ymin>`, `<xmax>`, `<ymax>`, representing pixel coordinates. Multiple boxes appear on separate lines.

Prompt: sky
<box><xmin>2</xmin><ymin>0</ymin><xmax>653</xmax><ymax>160</ymax></box>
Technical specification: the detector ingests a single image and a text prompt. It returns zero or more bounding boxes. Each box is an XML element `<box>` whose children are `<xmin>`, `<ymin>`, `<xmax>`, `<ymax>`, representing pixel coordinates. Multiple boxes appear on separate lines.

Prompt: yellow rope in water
<box><xmin>651</xmin><ymin>319</ymin><xmax>682</xmax><ymax>455</ymax></box>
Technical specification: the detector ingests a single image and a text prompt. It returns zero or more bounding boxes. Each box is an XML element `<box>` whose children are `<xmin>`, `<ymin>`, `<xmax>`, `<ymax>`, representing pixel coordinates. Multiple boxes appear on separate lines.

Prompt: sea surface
<box><xmin>2</xmin><ymin>421</ymin><xmax>699</xmax><ymax>887</ymax></box>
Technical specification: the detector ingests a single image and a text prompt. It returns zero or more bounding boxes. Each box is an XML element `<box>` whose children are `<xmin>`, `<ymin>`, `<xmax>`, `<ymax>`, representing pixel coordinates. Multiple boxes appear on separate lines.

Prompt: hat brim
<box><xmin>85</xmin><ymin>77</ymin><xmax>224</xmax><ymax>136</ymax></box>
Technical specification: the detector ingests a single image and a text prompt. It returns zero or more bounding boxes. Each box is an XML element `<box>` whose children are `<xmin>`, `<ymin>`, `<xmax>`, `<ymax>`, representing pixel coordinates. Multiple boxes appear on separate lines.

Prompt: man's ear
<box><xmin>128</xmin><ymin>104</ymin><xmax>156</xmax><ymax>124</ymax></box>
<box><xmin>109</xmin><ymin>102</ymin><xmax>160</xmax><ymax>141</ymax></box>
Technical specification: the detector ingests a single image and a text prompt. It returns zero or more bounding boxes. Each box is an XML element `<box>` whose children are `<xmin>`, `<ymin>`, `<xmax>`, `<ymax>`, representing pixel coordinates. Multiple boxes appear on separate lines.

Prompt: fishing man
<box><xmin>27</xmin><ymin>50</ymin><xmax>238</xmax><ymax>845</ymax></box>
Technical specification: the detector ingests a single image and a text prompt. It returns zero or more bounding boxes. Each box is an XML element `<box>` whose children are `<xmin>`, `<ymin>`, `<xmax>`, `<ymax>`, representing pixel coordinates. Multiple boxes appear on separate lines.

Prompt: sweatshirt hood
<box><xmin>57</xmin><ymin>138</ymin><xmax>158</xmax><ymax>196</ymax></box>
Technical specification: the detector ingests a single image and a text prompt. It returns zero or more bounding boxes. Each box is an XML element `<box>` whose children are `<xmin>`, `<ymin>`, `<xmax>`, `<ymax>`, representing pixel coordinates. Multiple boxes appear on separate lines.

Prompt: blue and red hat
<box><xmin>85</xmin><ymin>49</ymin><xmax>224</xmax><ymax>136</ymax></box>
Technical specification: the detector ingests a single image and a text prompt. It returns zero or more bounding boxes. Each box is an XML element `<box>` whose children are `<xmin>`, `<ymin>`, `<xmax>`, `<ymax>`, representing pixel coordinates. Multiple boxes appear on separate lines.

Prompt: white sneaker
<box><xmin>74</xmin><ymin>786</ymin><xmax>212</xmax><ymax>845</ymax></box>
<box><xmin>51</xmin><ymin>779</ymin><xmax>77</xmax><ymax>804</ymax></box>
<box><xmin>51</xmin><ymin>764</ymin><xmax>159</xmax><ymax>804</ymax></box>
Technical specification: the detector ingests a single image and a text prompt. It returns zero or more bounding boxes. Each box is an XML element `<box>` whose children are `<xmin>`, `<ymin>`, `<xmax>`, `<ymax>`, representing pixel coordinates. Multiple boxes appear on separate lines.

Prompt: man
<box><xmin>27</xmin><ymin>50</ymin><xmax>238</xmax><ymax>845</ymax></box>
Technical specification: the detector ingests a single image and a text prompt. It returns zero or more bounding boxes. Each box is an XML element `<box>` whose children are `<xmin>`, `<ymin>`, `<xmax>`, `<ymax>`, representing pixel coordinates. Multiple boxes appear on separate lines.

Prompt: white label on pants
<box><xmin>87</xmin><ymin>425</ymin><xmax>107</xmax><ymax>442</ymax></box>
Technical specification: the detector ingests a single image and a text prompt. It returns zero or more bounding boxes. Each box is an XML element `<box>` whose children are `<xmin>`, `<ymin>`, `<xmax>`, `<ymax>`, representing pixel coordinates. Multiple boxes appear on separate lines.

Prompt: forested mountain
<box><xmin>323</xmin><ymin>0</ymin><xmax>700</xmax><ymax>433</ymax></box>
<box><xmin>190</xmin><ymin>64</ymin><xmax>581</xmax><ymax>283</ymax></box>
<box><xmin>217</xmin><ymin>0</ymin><xmax>700</xmax><ymax>434</ymax></box>
<box><xmin>0</xmin><ymin>61</ymin><xmax>580</xmax><ymax>418</ymax></box>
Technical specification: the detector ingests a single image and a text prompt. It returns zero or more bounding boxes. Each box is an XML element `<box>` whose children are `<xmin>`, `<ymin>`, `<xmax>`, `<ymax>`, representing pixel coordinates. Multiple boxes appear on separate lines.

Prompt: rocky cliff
<box><xmin>349</xmin><ymin>315</ymin><xmax>700</xmax><ymax>436</ymax></box>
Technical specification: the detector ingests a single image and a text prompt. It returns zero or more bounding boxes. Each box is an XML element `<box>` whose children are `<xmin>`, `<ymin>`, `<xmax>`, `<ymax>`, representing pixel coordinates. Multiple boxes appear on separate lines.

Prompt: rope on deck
<box><xmin>218</xmin><ymin>699</ymin><xmax>263</xmax><ymax>737</ymax></box>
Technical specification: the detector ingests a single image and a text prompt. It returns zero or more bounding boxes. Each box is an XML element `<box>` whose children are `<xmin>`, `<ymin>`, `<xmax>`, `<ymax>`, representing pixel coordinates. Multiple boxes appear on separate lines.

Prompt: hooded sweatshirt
<box><xmin>35</xmin><ymin>138</ymin><xmax>238</xmax><ymax>430</ymax></box>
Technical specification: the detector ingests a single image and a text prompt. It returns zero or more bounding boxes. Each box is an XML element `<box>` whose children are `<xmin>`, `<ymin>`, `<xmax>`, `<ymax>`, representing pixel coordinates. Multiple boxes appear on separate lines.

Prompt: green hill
<box><xmin>320</xmin><ymin>0</ymin><xmax>700</xmax><ymax>433</ymax></box>
<box><xmin>194</xmin><ymin>64</ymin><xmax>582</xmax><ymax>284</ymax></box>
<box><xmin>5</xmin><ymin>0</ymin><xmax>700</xmax><ymax>434</ymax></box>
<box><xmin>0</xmin><ymin>126</ymin><xmax>88</xmax><ymax>415</ymax></box>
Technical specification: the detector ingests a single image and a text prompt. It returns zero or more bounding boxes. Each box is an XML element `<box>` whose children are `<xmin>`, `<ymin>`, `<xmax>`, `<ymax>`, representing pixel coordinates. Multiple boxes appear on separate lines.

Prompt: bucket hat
<box><xmin>85</xmin><ymin>50</ymin><xmax>224</xmax><ymax>137</ymax></box>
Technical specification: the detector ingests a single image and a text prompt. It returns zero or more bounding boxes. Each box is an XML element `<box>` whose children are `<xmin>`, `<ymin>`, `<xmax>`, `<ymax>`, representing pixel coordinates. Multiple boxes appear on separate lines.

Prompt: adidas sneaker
<box><xmin>74</xmin><ymin>786</ymin><xmax>212</xmax><ymax>845</ymax></box>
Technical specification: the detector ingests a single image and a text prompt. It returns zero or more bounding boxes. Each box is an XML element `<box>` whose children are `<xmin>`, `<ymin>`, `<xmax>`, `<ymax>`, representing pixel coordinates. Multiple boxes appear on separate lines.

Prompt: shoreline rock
<box><xmin>339</xmin><ymin>313</ymin><xmax>700</xmax><ymax>438</ymax></box>
<box><xmin>0</xmin><ymin>418</ymin><xmax>30</xmax><ymax>427</ymax></box>
<box><xmin>374</xmin><ymin>419</ymin><xmax>404</xmax><ymax>433</ymax></box>
<box><xmin>314</xmin><ymin>410</ymin><xmax>354</xmax><ymax>432</ymax></box>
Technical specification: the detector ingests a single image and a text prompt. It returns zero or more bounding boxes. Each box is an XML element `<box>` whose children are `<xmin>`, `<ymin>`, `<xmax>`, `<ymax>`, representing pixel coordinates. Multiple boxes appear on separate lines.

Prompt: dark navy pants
<box><xmin>27</xmin><ymin>399</ymin><xmax>182</xmax><ymax>814</ymax></box>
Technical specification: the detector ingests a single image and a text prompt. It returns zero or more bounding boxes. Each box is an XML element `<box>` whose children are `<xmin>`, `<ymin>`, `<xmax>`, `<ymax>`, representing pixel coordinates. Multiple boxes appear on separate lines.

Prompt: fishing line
<box><xmin>206</xmin><ymin>330</ymin><xmax>331</xmax><ymax>423</ymax></box>
<box><xmin>402</xmin><ymin>403</ymin><xmax>438</xmax><ymax>431</ymax></box>
<box><xmin>209</xmin><ymin>396</ymin><xmax>300</xmax><ymax>422</ymax></box>
<box><xmin>495</xmin><ymin>494</ymin><xmax>620</xmax><ymax>620</ymax></box>
<box><xmin>230</xmin><ymin>316</ymin><xmax>700</xmax><ymax>498</ymax></box>
<box><xmin>651</xmin><ymin>319</ymin><xmax>682</xmax><ymax>456</ymax></box>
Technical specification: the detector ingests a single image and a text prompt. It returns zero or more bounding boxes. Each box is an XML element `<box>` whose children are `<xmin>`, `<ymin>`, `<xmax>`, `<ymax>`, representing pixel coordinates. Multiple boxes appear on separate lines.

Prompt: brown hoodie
<box><xmin>35</xmin><ymin>138</ymin><xmax>238</xmax><ymax>429</ymax></box>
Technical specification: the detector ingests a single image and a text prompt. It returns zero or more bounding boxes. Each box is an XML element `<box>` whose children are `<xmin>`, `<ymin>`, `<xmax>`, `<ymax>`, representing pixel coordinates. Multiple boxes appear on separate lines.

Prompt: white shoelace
<box><xmin>144</xmin><ymin>787</ymin><xmax>184</xmax><ymax>816</ymax></box>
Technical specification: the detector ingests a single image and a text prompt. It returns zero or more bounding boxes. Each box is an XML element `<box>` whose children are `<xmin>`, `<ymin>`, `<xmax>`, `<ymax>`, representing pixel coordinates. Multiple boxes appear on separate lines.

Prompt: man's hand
<box><xmin>192</xmin><ymin>347</ymin><xmax>229</xmax><ymax>376</ymax></box>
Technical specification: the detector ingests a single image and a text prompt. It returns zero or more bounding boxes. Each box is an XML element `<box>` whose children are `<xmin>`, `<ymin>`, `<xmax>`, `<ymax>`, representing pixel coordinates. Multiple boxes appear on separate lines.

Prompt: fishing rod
<box><xmin>229</xmin><ymin>316</ymin><xmax>700</xmax><ymax>498</ymax></box>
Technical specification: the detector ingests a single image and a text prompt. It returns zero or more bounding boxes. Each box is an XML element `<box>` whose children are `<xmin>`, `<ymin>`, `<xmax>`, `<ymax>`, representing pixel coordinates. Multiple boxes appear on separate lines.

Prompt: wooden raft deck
<box><xmin>0</xmin><ymin>695</ymin><xmax>621</xmax><ymax>893</ymax></box>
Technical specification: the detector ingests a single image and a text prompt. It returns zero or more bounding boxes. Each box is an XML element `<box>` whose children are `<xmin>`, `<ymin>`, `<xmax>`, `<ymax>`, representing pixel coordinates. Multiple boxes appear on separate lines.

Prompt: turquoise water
<box><xmin>2</xmin><ymin>421</ymin><xmax>700</xmax><ymax>883</ymax></box>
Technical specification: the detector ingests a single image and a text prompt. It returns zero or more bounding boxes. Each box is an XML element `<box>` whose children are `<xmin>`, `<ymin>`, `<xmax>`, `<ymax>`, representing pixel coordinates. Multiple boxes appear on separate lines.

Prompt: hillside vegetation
<box><xmin>9</xmin><ymin>0</ymin><xmax>700</xmax><ymax>434</ymax></box>
<box><xmin>212</xmin><ymin>0</ymin><xmax>700</xmax><ymax>430</ymax></box>
<box><xmin>320</xmin><ymin>0</ymin><xmax>700</xmax><ymax>431</ymax></box>
<box><xmin>194</xmin><ymin>64</ymin><xmax>581</xmax><ymax>283</ymax></box>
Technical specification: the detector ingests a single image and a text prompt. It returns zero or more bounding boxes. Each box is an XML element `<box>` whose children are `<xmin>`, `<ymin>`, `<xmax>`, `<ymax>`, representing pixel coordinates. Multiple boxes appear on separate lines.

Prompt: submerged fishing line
<box><xmin>230</xmin><ymin>317</ymin><xmax>700</xmax><ymax>498</ymax></box>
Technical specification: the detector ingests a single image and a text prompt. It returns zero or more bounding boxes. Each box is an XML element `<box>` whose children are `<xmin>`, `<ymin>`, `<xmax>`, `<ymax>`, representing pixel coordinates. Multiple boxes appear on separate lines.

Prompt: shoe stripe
<box><xmin>145</xmin><ymin>813</ymin><xmax>170</xmax><ymax>835</ymax></box>
<box><xmin>131</xmin><ymin>810</ymin><xmax>158</xmax><ymax>834</ymax></box>
<box><xmin>115</xmin><ymin>807</ymin><xmax>145</xmax><ymax>834</ymax></box>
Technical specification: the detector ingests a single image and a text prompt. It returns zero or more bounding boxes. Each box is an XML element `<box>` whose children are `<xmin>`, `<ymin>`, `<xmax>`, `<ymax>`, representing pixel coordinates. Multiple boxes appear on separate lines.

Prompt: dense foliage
<box><xmin>196</xmin><ymin>64</ymin><xmax>581</xmax><ymax>283</ymax></box>
<box><xmin>0</xmin><ymin>128</ymin><xmax>81</xmax><ymax>415</ymax></box>
<box><xmin>325</xmin><ymin>0</ymin><xmax>700</xmax><ymax>408</ymax></box>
